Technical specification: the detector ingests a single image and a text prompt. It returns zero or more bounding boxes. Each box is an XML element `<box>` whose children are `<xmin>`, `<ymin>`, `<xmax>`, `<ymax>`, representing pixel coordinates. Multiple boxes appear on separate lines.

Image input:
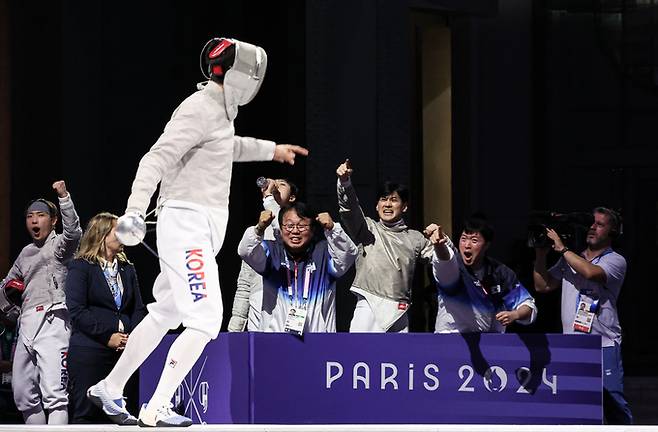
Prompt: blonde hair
<box><xmin>76</xmin><ymin>212</ymin><xmax>129</xmax><ymax>264</ymax></box>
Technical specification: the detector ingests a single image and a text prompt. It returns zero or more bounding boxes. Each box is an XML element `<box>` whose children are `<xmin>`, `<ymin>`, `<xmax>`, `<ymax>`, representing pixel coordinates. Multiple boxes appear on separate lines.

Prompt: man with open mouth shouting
<box><xmin>1</xmin><ymin>180</ymin><xmax>82</xmax><ymax>424</ymax></box>
<box><xmin>428</xmin><ymin>215</ymin><xmax>536</xmax><ymax>334</ymax></box>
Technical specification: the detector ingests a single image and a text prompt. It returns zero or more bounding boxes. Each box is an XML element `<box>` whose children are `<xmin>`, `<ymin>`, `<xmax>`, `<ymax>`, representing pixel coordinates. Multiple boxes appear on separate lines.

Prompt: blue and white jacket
<box><xmin>433</xmin><ymin>248</ymin><xmax>537</xmax><ymax>333</ymax></box>
<box><xmin>238</xmin><ymin>223</ymin><xmax>358</xmax><ymax>333</ymax></box>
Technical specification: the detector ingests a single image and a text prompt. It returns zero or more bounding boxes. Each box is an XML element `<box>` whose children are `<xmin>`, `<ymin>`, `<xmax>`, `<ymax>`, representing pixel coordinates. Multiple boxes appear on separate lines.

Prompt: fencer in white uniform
<box><xmin>87</xmin><ymin>37</ymin><xmax>307</xmax><ymax>427</ymax></box>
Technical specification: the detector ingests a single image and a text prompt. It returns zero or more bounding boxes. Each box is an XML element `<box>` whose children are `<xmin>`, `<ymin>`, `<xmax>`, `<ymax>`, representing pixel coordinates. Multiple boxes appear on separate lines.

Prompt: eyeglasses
<box><xmin>282</xmin><ymin>223</ymin><xmax>310</xmax><ymax>233</ymax></box>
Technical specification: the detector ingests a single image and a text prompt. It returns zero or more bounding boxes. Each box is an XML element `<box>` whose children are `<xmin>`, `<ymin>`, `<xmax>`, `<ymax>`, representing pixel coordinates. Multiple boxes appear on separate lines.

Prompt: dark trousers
<box><xmin>602</xmin><ymin>343</ymin><xmax>633</xmax><ymax>425</ymax></box>
<box><xmin>67</xmin><ymin>345</ymin><xmax>138</xmax><ymax>424</ymax></box>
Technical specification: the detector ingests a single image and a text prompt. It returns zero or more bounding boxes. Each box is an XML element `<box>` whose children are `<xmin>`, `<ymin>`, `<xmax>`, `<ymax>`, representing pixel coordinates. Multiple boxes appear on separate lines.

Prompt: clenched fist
<box><xmin>255</xmin><ymin>210</ymin><xmax>275</xmax><ymax>236</ymax></box>
<box><xmin>52</xmin><ymin>180</ymin><xmax>68</xmax><ymax>198</ymax></box>
<box><xmin>316</xmin><ymin>212</ymin><xmax>334</xmax><ymax>230</ymax></box>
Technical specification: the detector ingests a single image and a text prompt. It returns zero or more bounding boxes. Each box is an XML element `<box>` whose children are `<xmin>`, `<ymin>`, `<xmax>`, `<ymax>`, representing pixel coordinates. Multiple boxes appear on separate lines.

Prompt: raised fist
<box><xmin>255</xmin><ymin>210</ymin><xmax>275</xmax><ymax>236</ymax></box>
<box><xmin>316</xmin><ymin>212</ymin><xmax>334</xmax><ymax>230</ymax></box>
<box><xmin>52</xmin><ymin>180</ymin><xmax>68</xmax><ymax>198</ymax></box>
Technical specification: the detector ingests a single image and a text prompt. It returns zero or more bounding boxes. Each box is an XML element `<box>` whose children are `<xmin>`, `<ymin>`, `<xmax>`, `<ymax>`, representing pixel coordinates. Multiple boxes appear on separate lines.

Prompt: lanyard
<box><xmin>573</xmin><ymin>249</ymin><xmax>612</xmax><ymax>313</ymax></box>
<box><xmin>285</xmin><ymin>261</ymin><xmax>316</xmax><ymax>308</ymax></box>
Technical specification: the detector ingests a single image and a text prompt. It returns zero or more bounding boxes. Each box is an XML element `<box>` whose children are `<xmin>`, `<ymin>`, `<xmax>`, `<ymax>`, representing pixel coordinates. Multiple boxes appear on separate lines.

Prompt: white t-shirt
<box><xmin>549</xmin><ymin>248</ymin><xmax>626</xmax><ymax>347</ymax></box>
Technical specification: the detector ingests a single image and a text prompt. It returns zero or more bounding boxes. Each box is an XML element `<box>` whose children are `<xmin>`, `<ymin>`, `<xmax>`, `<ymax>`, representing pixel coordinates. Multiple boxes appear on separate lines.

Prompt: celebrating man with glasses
<box><xmin>238</xmin><ymin>202</ymin><xmax>358</xmax><ymax>334</ymax></box>
<box><xmin>228</xmin><ymin>178</ymin><xmax>298</xmax><ymax>332</ymax></box>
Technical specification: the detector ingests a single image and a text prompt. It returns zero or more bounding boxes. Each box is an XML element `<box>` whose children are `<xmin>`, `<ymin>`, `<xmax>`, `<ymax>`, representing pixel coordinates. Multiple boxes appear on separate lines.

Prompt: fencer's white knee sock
<box><xmin>47</xmin><ymin>406</ymin><xmax>68</xmax><ymax>424</ymax></box>
<box><xmin>147</xmin><ymin>328</ymin><xmax>211</xmax><ymax>410</ymax></box>
<box><xmin>23</xmin><ymin>407</ymin><xmax>46</xmax><ymax>424</ymax></box>
<box><xmin>105</xmin><ymin>314</ymin><xmax>169</xmax><ymax>397</ymax></box>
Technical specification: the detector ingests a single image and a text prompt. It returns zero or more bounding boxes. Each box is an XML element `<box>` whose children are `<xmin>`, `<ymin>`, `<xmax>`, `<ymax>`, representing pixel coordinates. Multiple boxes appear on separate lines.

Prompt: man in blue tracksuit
<box><xmin>428</xmin><ymin>216</ymin><xmax>537</xmax><ymax>333</ymax></box>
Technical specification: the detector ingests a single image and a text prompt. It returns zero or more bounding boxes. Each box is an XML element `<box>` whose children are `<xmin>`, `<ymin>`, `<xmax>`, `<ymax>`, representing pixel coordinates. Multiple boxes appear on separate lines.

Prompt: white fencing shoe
<box><xmin>86</xmin><ymin>380</ymin><xmax>138</xmax><ymax>425</ymax></box>
<box><xmin>137</xmin><ymin>402</ymin><xmax>193</xmax><ymax>427</ymax></box>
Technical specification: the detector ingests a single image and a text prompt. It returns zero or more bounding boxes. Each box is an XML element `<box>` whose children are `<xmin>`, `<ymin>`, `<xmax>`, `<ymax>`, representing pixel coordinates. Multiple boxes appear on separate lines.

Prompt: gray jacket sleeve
<box><xmin>324</xmin><ymin>223</ymin><xmax>358</xmax><ymax>278</ymax></box>
<box><xmin>228</xmin><ymin>260</ymin><xmax>258</xmax><ymax>332</ymax></box>
<box><xmin>1</xmin><ymin>259</ymin><xmax>23</xmax><ymax>284</ymax></box>
<box><xmin>54</xmin><ymin>193</ymin><xmax>82</xmax><ymax>261</ymax></box>
<box><xmin>336</xmin><ymin>179</ymin><xmax>370</xmax><ymax>244</ymax></box>
<box><xmin>237</xmin><ymin>227</ymin><xmax>268</xmax><ymax>274</ymax></box>
<box><xmin>419</xmin><ymin>237</ymin><xmax>435</xmax><ymax>262</ymax></box>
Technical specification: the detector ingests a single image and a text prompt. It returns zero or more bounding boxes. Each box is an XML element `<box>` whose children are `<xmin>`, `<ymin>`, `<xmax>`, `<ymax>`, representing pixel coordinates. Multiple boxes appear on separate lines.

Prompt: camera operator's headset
<box><xmin>600</xmin><ymin>207</ymin><xmax>623</xmax><ymax>238</ymax></box>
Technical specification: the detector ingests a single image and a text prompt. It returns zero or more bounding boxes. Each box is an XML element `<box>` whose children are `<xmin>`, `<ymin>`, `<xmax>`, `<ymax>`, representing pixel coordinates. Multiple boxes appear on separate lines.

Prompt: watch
<box><xmin>557</xmin><ymin>246</ymin><xmax>569</xmax><ymax>255</ymax></box>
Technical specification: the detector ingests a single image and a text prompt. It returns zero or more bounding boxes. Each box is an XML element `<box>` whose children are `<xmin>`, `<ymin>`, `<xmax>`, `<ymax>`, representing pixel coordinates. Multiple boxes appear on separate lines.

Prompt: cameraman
<box><xmin>533</xmin><ymin>207</ymin><xmax>631</xmax><ymax>425</ymax></box>
<box><xmin>428</xmin><ymin>216</ymin><xmax>536</xmax><ymax>333</ymax></box>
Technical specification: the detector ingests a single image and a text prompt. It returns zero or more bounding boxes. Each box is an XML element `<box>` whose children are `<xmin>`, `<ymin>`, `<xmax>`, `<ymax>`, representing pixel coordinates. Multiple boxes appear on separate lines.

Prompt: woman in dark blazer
<box><xmin>65</xmin><ymin>212</ymin><xmax>146</xmax><ymax>423</ymax></box>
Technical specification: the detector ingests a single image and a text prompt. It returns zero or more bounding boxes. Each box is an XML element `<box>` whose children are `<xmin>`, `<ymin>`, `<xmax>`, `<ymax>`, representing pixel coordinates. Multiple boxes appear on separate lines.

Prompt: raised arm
<box><xmin>234</xmin><ymin>139</ymin><xmax>308</xmax><ymax>165</ymax></box>
<box><xmin>51</xmin><ymin>181</ymin><xmax>82</xmax><ymax>261</ymax></box>
<box><xmin>425</xmin><ymin>224</ymin><xmax>460</xmax><ymax>292</ymax></box>
<box><xmin>316</xmin><ymin>213</ymin><xmax>358</xmax><ymax>278</ymax></box>
<box><xmin>546</xmin><ymin>228</ymin><xmax>607</xmax><ymax>284</ymax></box>
<box><xmin>261</xmin><ymin>179</ymin><xmax>284</xmax><ymax>240</ymax></box>
<box><xmin>336</xmin><ymin>159</ymin><xmax>369</xmax><ymax>243</ymax></box>
<box><xmin>232</xmin><ymin>136</ymin><xmax>276</xmax><ymax>162</ymax></box>
<box><xmin>237</xmin><ymin>210</ymin><xmax>275</xmax><ymax>274</ymax></box>
<box><xmin>533</xmin><ymin>246</ymin><xmax>561</xmax><ymax>293</ymax></box>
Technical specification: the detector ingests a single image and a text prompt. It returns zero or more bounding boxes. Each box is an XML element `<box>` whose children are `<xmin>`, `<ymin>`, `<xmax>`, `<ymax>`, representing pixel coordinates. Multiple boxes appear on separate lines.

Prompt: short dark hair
<box><xmin>377</xmin><ymin>181</ymin><xmax>408</xmax><ymax>203</ymax></box>
<box><xmin>462</xmin><ymin>214</ymin><xmax>494</xmax><ymax>243</ymax></box>
<box><xmin>278</xmin><ymin>202</ymin><xmax>318</xmax><ymax>227</ymax></box>
<box><xmin>25</xmin><ymin>198</ymin><xmax>58</xmax><ymax>218</ymax></box>
<box><xmin>594</xmin><ymin>207</ymin><xmax>622</xmax><ymax>237</ymax></box>
<box><xmin>278</xmin><ymin>201</ymin><xmax>322</xmax><ymax>243</ymax></box>
<box><xmin>279</xmin><ymin>178</ymin><xmax>299</xmax><ymax>200</ymax></box>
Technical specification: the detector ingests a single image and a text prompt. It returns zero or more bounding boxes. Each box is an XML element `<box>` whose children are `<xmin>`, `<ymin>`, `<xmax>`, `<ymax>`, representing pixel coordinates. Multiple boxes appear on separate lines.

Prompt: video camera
<box><xmin>527</xmin><ymin>211</ymin><xmax>593</xmax><ymax>250</ymax></box>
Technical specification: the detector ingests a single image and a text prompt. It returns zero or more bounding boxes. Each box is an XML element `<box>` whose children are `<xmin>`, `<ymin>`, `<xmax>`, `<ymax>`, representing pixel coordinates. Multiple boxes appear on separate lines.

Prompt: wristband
<box><xmin>557</xmin><ymin>246</ymin><xmax>569</xmax><ymax>255</ymax></box>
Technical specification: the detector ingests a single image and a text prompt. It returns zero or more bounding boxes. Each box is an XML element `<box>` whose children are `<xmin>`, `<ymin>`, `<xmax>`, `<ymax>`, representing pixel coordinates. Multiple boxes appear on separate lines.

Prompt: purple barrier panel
<box><xmin>250</xmin><ymin>333</ymin><xmax>602</xmax><ymax>425</ymax></box>
<box><xmin>139</xmin><ymin>332</ymin><xmax>250</xmax><ymax>424</ymax></box>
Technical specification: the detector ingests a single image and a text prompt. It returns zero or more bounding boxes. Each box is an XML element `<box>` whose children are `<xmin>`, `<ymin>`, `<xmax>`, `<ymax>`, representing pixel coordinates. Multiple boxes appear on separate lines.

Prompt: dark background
<box><xmin>2</xmin><ymin>0</ymin><xmax>657</xmax><ymax>423</ymax></box>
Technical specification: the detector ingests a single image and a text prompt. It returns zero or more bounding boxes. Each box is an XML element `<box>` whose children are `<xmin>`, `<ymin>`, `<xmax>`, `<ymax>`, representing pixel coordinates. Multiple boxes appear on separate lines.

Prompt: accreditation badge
<box><xmin>573</xmin><ymin>296</ymin><xmax>599</xmax><ymax>333</ymax></box>
<box><xmin>284</xmin><ymin>306</ymin><xmax>307</xmax><ymax>336</ymax></box>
